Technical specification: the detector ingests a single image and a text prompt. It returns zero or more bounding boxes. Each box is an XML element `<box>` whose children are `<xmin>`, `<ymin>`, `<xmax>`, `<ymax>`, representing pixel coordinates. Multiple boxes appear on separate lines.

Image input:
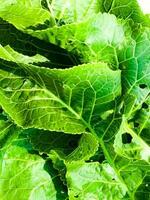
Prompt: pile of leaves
<box><xmin>0</xmin><ymin>0</ymin><xmax>150</xmax><ymax>199</ymax></box>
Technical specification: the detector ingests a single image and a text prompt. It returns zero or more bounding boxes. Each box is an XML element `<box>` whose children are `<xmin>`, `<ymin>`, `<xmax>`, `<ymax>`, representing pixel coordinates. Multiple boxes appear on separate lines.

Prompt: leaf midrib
<box><xmin>0</xmin><ymin>63</ymin><xmax>132</xmax><ymax>197</ymax></box>
<box><xmin>41</xmin><ymin>84</ymin><xmax>133</xmax><ymax>198</ymax></box>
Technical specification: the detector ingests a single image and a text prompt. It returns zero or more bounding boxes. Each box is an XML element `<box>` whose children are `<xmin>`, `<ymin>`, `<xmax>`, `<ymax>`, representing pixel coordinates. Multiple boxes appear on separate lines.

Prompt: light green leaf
<box><xmin>137</xmin><ymin>102</ymin><xmax>150</xmax><ymax>132</ymax></box>
<box><xmin>79</xmin><ymin>113</ymin><xmax>150</xmax><ymax>198</ymax></box>
<box><xmin>0</xmin><ymin>60</ymin><xmax>121</xmax><ymax>133</ymax></box>
<box><xmin>134</xmin><ymin>96</ymin><xmax>150</xmax><ymax>146</ymax></box>
<box><xmin>0</xmin><ymin>113</ymin><xmax>19</xmax><ymax>149</ymax></box>
<box><xmin>66</xmin><ymin>161</ymin><xmax>128</xmax><ymax>199</ymax></box>
<box><xmin>0</xmin><ymin>132</ymin><xmax>67</xmax><ymax>200</ymax></box>
<box><xmin>119</xmin><ymin>28</ymin><xmax>150</xmax><ymax>116</ymax></box>
<box><xmin>0</xmin><ymin>18</ymin><xmax>75</xmax><ymax>68</ymax></box>
<box><xmin>114</xmin><ymin>117</ymin><xmax>150</xmax><ymax>162</ymax></box>
<box><xmin>115</xmin><ymin>158</ymin><xmax>150</xmax><ymax>199</ymax></box>
<box><xmin>49</xmin><ymin>0</ymin><xmax>99</xmax><ymax>24</ymax></box>
<box><xmin>0</xmin><ymin>0</ymin><xmax>149</xmax><ymax>199</ymax></box>
<box><xmin>29</xmin><ymin>129</ymin><xmax>99</xmax><ymax>161</ymax></box>
<box><xmin>29</xmin><ymin>13</ymin><xmax>128</xmax><ymax>67</ymax></box>
<box><xmin>66</xmin><ymin>160</ymin><xmax>150</xmax><ymax>200</ymax></box>
<box><xmin>0</xmin><ymin>45</ymin><xmax>49</xmax><ymax>64</ymax></box>
<box><xmin>98</xmin><ymin>0</ymin><xmax>149</xmax><ymax>26</ymax></box>
<box><xmin>48</xmin><ymin>151</ymin><xmax>67</xmax><ymax>185</ymax></box>
<box><xmin>0</xmin><ymin>0</ymin><xmax>51</xmax><ymax>30</ymax></box>
<box><xmin>0</xmin><ymin>107</ymin><xmax>21</xmax><ymax>148</ymax></box>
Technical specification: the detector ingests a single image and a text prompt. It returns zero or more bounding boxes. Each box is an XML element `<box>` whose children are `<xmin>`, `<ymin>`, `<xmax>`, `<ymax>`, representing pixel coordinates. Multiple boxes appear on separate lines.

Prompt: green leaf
<box><xmin>0</xmin><ymin>131</ymin><xmax>67</xmax><ymax>200</ymax></box>
<box><xmin>0</xmin><ymin>1</ymin><xmax>149</xmax><ymax>198</ymax></box>
<box><xmin>115</xmin><ymin>158</ymin><xmax>150</xmax><ymax>199</ymax></box>
<box><xmin>0</xmin><ymin>0</ymin><xmax>52</xmax><ymax>30</ymax></box>
<box><xmin>98</xmin><ymin>0</ymin><xmax>149</xmax><ymax>26</ymax></box>
<box><xmin>0</xmin><ymin>45</ymin><xmax>49</xmax><ymax>64</ymax></box>
<box><xmin>66</xmin><ymin>160</ymin><xmax>150</xmax><ymax>200</ymax></box>
<box><xmin>138</xmin><ymin>102</ymin><xmax>150</xmax><ymax>131</ymax></box>
<box><xmin>114</xmin><ymin>117</ymin><xmax>150</xmax><ymax>162</ymax></box>
<box><xmin>48</xmin><ymin>151</ymin><xmax>67</xmax><ymax>184</ymax></box>
<box><xmin>29</xmin><ymin>13</ymin><xmax>128</xmax><ymax>67</ymax></box>
<box><xmin>66</xmin><ymin>161</ymin><xmax>128</xmax><ymax>199</ymax></box>
<box><xmin>49</xmin><ymin>0</ymin><xmax>99</xmax><ymax>24</ymax></box>
<box><xmin>80</xmin><ymin>113</ymin><xmax>150</xmax><ymax>198</ymax></box>
<box><xmin>0</xmin><ymin>60</ymin><xmax>121</xmax><ymax>133</ymax></box>
<box><xmin>0</xmin><ymin>120</ymin><xmax>14</xmax><ymax>148</ymax></box>
<box><xmin>119</xmin><ymin>28</ymin><xmax>150</xmax><ymax>116</ymax></box>
<box><xmin>28</xmin><ymin>129</ymin><xmax>99</xmax><ymax>161</ymax></box>
<box><xmin>133</xmin><ymin>96</ymin><xmax>150</xmax><ymax>146</ymax></box>
<box><xmin>0</xmin><ymin>18</ymin><xmax>75</xmax><ymax>68</ymax></box>
<box><xmin>0</xmin><ymin>107</ymin><xmax>21</xmax><ymax>149</ymax></box>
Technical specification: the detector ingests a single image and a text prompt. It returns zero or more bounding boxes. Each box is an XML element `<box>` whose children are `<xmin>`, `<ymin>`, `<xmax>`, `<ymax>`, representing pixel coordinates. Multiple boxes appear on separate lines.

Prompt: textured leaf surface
<box><xmin>0</xmin><ymin>18</ymin><xmax>75</xmax><ymax>68</ymax></box>
<box><xmin>134</xmin><ymin>96</ymin><xmax>150</xmax><ymax>147</ymax></box>
<box><xmin>66</xmin><ymin>160</ymin><xmax>150</xmax><ymax>200</ymax></box>
<box><xmin>98</xmin><ymin>0</ymin><xmax>149</xmax><ymax>26</ymax></box>
<box><xmin>30</xmin><ymin>13</ymin><xmax>128</xmax><ymax>66</ymax></box>
<box><xmin>0</xmin><ymin>1</ymin><xmax>149</xmax><ymax>199</ymax></box>
<box><xmin>115</xmin><ymin>158</ymin><xmax>150</xmax><ymax>200</ymax></box>
<box><xmin>49</xmin><ymin>0</ymin><xmax>99</xmax><ymax>24</ymax></box>
<box><xmin>66</xmin><ymin>162</ymin><xmax>128</xmax><ymax>199</ymax></box>
<box><xmin>114</xmin><ymin>117</ymin><xmax>150</xmax><ymax>162</ymax></box>
<box><xmin>0</xmin><ymin>45</ymin><xmax>49</xmax><ymax>64</ymax></box>
<box><xmin>0</xmin><ymin>112</ymin><xmax>18</xmax><ymax>149</ymax></box>
<box><xmin>0</xmin><ymin>0</ymin><xmax>51</xmax><ymax>29</ymax></box>
<box><xmin>29</xmin><ymin>129</ymin><xmax>99</xmax><ymax>161</ymax></box>
<box><xmin>119</xmin><ymin>28</ymin><xmax>150</xmax><ymax>115</ymax></box>
<box><xmin>0</xmin><ymin>61</ymin><xmax>121</xmax><ymax>133</ymax></box>
<box><xmin>138</xmin><ymin>99</ymin><xmax>150</xmax><ymax>131</ymax></box>
<box><xmin>0</xmin><ymin>131</ymin><xmax>67</xmax><ymax>200</ymax></box>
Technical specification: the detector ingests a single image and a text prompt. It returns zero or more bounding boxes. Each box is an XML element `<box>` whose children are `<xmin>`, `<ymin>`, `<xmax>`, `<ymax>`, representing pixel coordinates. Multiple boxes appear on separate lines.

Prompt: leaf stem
<box><xmin>85</xmin><ymin>124</ymin><xmax>134</xmax><ymax>199</ymax></box>
<box><xmin>45</xmin><ymin>0</ymin><xmax>56</xmax><ymax>25</ymax></box>
<box><xmin>99</xmin><ymin>138</ymin><xmax>133</xmax><ymax>198</ymax></box>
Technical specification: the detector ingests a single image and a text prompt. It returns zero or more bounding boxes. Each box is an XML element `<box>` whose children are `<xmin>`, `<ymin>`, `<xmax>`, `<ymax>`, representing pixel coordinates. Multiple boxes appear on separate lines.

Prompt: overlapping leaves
<box><xmin>0</xmin><ymin>124</ymin><xmax>67</xmax><ymax>200</ymax></box>
<box><xmin>0</xmin><ymin>61</ymin><xmax>121</xmax><ymax>132</ymax></box>
<box><xmin>0</xmin><ymin>0</ymin><xmax>150</xmax><ymax>200</ymax></box>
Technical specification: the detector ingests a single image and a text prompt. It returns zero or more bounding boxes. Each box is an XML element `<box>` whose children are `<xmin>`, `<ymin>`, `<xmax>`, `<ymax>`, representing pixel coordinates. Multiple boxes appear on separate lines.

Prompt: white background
<box><xmin>138</xmin><ymin>0</ymin><xmax>150</xmax><ymax>13</ymax></box>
